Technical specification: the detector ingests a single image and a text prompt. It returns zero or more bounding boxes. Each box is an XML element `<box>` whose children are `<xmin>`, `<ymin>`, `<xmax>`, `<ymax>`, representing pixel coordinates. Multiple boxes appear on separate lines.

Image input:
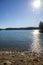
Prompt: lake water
<box><xmin>0</xmin><ymin>30</ymin><xmax>43</xmax><ymax>53</ymax></box>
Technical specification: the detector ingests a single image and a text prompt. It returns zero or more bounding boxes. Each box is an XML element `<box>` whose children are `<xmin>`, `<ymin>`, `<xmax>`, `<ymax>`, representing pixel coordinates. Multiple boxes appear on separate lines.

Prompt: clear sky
<box><xmin>0</xmin><ymin>0</ymin><xmax>43</xmax><ymax>28</ymax></box>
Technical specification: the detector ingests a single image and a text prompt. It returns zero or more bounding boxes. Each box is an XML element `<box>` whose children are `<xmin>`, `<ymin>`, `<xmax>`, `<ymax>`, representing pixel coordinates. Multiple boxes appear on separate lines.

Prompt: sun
<box><xmin>32</xmin><ymin>0</ymin><xmax>41</xmax><ymax>9</ymax></box>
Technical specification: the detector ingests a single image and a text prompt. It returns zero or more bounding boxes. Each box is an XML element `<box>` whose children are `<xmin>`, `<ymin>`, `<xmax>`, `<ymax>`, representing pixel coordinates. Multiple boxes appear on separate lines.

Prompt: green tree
<box><xmin>39</xmin><ymin>21</ymin><xmax>43</xmax><ymax>33</ymax></box>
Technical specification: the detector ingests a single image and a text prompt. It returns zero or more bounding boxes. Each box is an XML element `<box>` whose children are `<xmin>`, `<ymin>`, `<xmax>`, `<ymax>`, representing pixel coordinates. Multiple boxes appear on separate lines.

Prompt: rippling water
<box><xmin>31</xmin><ymin>30</ymin><xmax>42</xmax><ymax>53</ymax></box>
<box><xmin>0</xmin><ymin>30</ymin><xmax>43</xmax><ymax>52</ymax></box>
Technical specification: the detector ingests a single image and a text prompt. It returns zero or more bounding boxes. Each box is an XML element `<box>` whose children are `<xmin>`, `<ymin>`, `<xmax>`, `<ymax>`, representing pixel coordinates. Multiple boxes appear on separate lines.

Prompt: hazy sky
<box><xmin>0</xmin><ymin>0</ymin><xmax>43</xmax><ymax>28</ymax></box>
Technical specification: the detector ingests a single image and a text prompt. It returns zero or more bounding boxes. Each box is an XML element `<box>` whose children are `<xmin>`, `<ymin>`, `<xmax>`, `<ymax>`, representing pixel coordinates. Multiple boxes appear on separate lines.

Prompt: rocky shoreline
<box><xmin>0</xmin><ymin>49</ymin><xmax>43</xmax><ymax>65</ymax></box>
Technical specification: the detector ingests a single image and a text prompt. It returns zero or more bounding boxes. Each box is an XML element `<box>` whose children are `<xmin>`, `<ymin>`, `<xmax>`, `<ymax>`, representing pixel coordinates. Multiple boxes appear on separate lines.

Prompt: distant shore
<box><xmin>0</xmin><ymin>27</ymin><xmax>39</xmax><ymax>30</ymax></box>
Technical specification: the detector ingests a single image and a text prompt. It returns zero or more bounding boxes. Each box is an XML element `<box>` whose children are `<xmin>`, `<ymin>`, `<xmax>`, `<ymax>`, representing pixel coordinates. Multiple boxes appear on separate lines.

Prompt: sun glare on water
<box><xmin>33</xmin><ymin>30</ymin><xmax>39</xmax><ymax>35</ymax></box>
<box><xmin>31</xmin><ymin>30</ymin><xmax>41</xmax><ymax>53</ymax></box>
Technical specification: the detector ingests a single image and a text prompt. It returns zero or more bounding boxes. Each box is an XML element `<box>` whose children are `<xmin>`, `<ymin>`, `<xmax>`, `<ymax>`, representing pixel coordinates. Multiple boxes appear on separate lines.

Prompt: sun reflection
<box><xmin>31</xmin><ymin>30</ymin><xmax>41</xmax><ymax>53</ymax></box>
<box><xmin>32</xmin><ymin>30</ymin><xmax>39</xmax><ymax>35</ymax></box>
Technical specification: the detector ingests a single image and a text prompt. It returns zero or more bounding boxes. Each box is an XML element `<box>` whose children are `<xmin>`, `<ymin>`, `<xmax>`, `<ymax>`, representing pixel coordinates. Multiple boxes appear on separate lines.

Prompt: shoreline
<box><xmin>0</xmin><ymin>49</ymin><xmax>43</xmax><ymax>65</ymax></box>
<box><xmin>0</xmin><ymin>48</ymin><xmax>43</xmax><ymax>56</ymax></box>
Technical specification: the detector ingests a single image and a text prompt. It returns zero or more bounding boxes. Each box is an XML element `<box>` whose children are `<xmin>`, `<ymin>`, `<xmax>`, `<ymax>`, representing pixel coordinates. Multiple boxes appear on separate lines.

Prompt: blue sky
<box><xmin>0</xmin><ymin>0</ymin><xmax>43</xmax><ymax>28</ymax></box>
